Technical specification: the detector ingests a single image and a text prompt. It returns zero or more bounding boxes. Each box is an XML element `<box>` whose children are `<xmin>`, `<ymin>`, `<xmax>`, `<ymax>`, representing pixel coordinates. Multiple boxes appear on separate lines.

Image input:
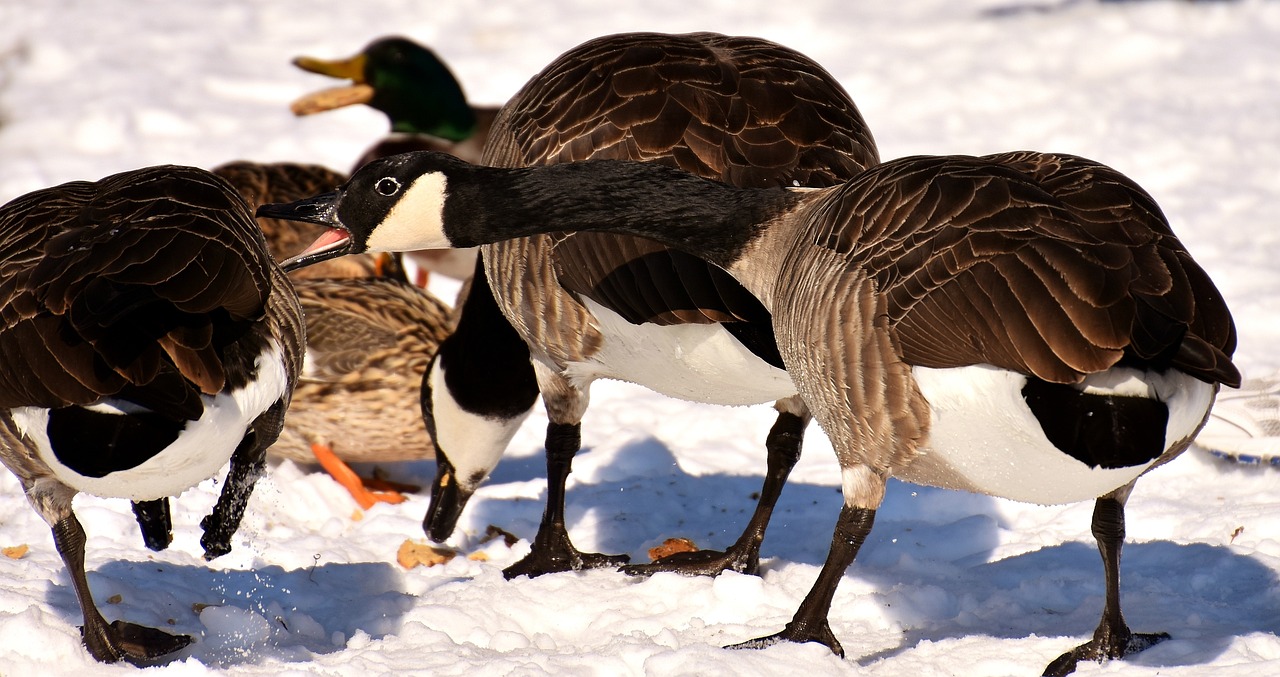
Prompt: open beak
<box><xmin>256</xmin><ymin>192</ymin><xmax>354</xmax><ymax>272</ymax></box>
<box><xmin>290</xmin><ymin>53</ymin><xmax>374</xmax><ymax>116</ymax></box>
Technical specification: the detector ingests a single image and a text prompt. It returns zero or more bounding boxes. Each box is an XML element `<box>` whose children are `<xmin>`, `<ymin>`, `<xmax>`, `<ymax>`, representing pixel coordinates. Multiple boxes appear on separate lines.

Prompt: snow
<box><xmin>2</xmin><ymin>0</ymin><xmax>1280</xmax><ymax>674</ymax></box>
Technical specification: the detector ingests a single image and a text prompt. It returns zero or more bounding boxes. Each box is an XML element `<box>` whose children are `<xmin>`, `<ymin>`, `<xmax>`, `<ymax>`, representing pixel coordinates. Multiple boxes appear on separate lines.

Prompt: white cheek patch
<box><xmin>366</xmin><ymin>172</ymin><xmax>450</xmax><ymax>252</ymax></box>
<box><xmin>429</xmin><ymin>360</ymin><xmax>531</xmax><ymax>492</ymax></box>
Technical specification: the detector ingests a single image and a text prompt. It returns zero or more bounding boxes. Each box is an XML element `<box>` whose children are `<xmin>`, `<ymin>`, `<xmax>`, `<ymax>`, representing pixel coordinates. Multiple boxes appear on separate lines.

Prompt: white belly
<box><xmin>562</xmin><ymin>298</ymin><xmax>796</xmax><ymax>405</ymax></box>
<box><xmin>899</xmin><ymin>364</ymin><xmax>1216</xmax><ymax>505</ymax></box>
<box><xmin>12</xmin><ymin>342</ymin><xmax>290</xmax><ymax>501</ymax></box>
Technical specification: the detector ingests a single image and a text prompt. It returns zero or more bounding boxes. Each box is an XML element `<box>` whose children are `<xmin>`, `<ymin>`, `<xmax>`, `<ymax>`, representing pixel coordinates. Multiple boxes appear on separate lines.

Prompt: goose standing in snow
<box><xmin>0</xmin><ymin>165</ymin><xmax>304</xmax><ymax>662</ymax></box>
<box><xmin>406</xmin><ymin>31</ymin><xmax>877</xmax><ymax>578</ymax></box>
<box><xmin>263</xmin><ymin>149</ymin><xmax>1238</xmax><ymax>675</ymax></box>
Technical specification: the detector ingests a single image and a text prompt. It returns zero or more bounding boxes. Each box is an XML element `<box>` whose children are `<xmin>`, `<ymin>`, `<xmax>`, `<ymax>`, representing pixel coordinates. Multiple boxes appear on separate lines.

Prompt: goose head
<box><xmin>292</xmin><ymin>37</ymin><xmax>477</xmax><ymax>142</ymax></box>
<box><xmin>261</xmin><ymin>149</ymin><xmax>782</xmax><ymax>279</ymax></box>
<box><xmin>260</xmin><ymin>152</ymin><xmax>475</xmax><ymax>271</ymax></box>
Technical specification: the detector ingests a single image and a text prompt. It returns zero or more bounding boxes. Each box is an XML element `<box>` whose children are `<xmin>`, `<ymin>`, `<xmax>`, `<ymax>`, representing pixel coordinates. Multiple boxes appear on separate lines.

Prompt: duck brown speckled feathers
<box><xmin>213</xmin><ymin>160</ymin><xmax>380</xmax><ymax>281</ymax></box>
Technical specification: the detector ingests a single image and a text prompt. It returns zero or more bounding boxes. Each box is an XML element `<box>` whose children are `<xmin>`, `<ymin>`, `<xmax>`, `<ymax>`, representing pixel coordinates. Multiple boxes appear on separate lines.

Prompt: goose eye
<box><xmin>375</xmin><ymin>177</ymin><xmax>401</xmax><ymax>196</ymax></box>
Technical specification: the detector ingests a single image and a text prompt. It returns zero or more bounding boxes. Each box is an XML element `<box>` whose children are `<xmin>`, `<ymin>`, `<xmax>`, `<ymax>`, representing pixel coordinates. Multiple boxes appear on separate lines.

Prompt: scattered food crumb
<box><xmin>106</xmin><ymin>594</ymin><xmax>123</xmax><ymax>604</ymax></box>
<box><xmin>467</xmin><ymin>551</ymin><xmax>490</xmax><ymax>562</ymax></box>
<box><xmin>2</xmin><ymin>544</ymin><xmax>28</xmax><ymax>559</ymax></box>
<box><xmin>397</xmin><ymin>540</ymin><xmax>458</xmax><ymax>569</ymax></box>
<box><xmin>648</xmin><ymin>537</ymin><xmax>698</xmax><ymax>561</ymax></box>
<box><xmin>481</xmin><ymin>525</ymin><xmax>519</xmax><ymax>547</ymax></box>
<box><xmin>351</xmin><ymin>509</ymin><xmax>364</xmax><ymax>521</ymax></box>
<box><xmin>1230</xmin><ymin>525</ymin><xmax>1245</xmax><ymax>543</ymax></box>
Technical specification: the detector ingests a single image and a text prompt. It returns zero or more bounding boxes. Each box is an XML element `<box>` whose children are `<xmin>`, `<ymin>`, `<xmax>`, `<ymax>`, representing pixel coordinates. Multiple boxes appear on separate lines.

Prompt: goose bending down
<box><xmin>0</xmin><ymin>165</ymin><xmax>304</xmax><ymax>662</ymax></box>
<box><xmin>215</xmin><ymin>160</ymin><xmax>452</xmax><ymax>510</ymax></box>
<box><xmin>263</xmin><ymin>149</ymin><xmax>1239</xmax><ymax>675</ymax></box>
<box><xmin>413</xmin><ymin>31</ymin><xmax>877</xmax><ymax>579</ymax></box>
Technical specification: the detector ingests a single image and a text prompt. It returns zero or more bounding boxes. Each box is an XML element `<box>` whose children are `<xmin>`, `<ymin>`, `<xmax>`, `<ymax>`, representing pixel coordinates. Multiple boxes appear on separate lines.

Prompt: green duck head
<box><xmin>292</xmin><ymin>36</ymin><xmax>477</xmax><ymax>142</ymax></box>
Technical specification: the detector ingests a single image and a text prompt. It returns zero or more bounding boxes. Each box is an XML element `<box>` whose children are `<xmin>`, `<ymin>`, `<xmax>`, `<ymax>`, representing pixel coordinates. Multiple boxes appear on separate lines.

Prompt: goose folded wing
<box><xmin>817</xmin><ymin>154</ymin><xmax>1237</xmax><ymax>386</ymax></box>
<box><xmin>0</xmin><ymin>167</ymin><xmax>274</xmax><ymax>408</ymax></box>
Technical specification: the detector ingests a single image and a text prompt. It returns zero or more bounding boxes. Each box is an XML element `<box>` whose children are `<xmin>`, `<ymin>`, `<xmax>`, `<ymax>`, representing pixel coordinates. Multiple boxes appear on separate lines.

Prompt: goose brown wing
<box><xmin>993</xmin><ymin>151</ymin><xmax>1238</xmax><ymax>384</ymax></box>
<box><xmin>485</xmin><ymin>31</ymin><xmax>877</xmax><ymax>330</ymax></box>
<box><xmin>810</xmin><ymin>153</ymin><xmax>1238</xmax><ymax>386</ymax></box>
<box><xmin>0</xmin><ymin>166</ymin><xmax>276</xmax><ymax>410</ymax></box>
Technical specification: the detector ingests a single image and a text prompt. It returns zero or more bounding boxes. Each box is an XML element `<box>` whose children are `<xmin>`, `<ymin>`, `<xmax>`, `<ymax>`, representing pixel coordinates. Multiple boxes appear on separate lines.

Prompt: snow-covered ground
<box><xmin>2</xmin><ymin>0</ymin><xmax>1279</xmax><ymax>674</ymax></box>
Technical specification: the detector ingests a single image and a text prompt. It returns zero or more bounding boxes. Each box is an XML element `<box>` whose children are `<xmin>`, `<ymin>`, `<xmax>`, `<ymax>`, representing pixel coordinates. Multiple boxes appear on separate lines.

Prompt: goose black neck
<box><xmin>444</xmin><ymin>160</ymin><xmax>796</xmax><ymax>268</ymax></box>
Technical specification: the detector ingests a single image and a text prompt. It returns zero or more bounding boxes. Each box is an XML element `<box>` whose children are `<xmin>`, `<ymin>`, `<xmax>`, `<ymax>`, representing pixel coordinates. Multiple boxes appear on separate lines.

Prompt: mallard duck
<box><xmin>291</xmin><ymin>36</ymin><xmax>497</xmax><ymax>167</ymax></box>
<box><xmin>214</xmin><ymin>160</ymin><xmax>453</xmax><ymax>509</ymax></box>
<box><xmin>263</xmin><ymin>148</ymin><xmax>1238</xmax><ymax>675</ymax></box>
<box><xmin>0</xmin><ymin>165</ymin><xmax>304</xmax><ymax>662</ymax></box>
<box><xmin>279</xmin><ymin>32</ymin><xmax>880</xmax><ymax>579</ymax></box>
<box><xmin>290</xmin><ymin>36</ymin><xmax>486</xmax><ymax>285</ymax></box>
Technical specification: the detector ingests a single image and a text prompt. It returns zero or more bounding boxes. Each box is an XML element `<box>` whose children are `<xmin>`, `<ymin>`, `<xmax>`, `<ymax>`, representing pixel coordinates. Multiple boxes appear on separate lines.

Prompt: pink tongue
<box><xmin>299</xmin><ymin>227</ymin><xmax>350</xmax><ymax>255</ymax></box>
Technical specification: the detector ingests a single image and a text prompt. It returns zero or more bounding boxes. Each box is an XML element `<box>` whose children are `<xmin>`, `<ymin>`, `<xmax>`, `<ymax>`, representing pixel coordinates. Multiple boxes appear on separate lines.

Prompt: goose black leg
<box><xmin>200</xmin><ymin>400</ymin><xmax>284</xmax><ymax>560</ymax></box>
<box><xmin>503</xmin><ymin>422</ymin><xmax>630</xmax><ymax>579</ymax></box>
<box><xmin>54</xmin><ymin>513</ymin><xmax>192</xmax><ymax>662</ymax></box>
<box><xmin>131</xmin><ymin>498</ymin><xmax>172</xmax><ymax>552</ymax></box>
<box><xmin>1043</xmin><ymin>492</ymin><xmax>1169</xmax><ymax>676</ymax></box>
<box><xmin>730</xmin><ymin>505</ymin><xmax>875</xmax><ymax>655</ymax></box>
<box><xmin>623</xmin><ymin>409</ymin><xmax>805</xmax><ymax>577</ymax></box>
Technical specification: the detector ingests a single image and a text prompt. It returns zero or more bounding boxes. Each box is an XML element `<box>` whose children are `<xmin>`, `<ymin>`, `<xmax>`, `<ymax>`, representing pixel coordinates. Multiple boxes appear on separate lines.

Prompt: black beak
<box><xmin>256</xmin><ymin>192</ymin><xmax>355</xmax><ymax>272</ymax></box>
<box><xmin>424</xmin><ymin>454</ymin><xmax>474</xmax><ymax>542</ymax></box>
<box><xmin>257</xmin><ymin>190</ymin><xmax>339</xmax><ymax>226</ymax></box>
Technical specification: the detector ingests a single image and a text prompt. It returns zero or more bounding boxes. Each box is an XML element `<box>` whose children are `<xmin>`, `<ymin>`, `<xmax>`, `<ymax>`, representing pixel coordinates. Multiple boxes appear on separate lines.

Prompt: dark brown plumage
<box><xmin>806</xmin><ymin>151</ymin><xmax>1237</xmax><ymax>388</ymax></box>
<box><xmin>0</xmin><ymin>165</ymin><xmax>303</xmax><ymax>663</ymax></box>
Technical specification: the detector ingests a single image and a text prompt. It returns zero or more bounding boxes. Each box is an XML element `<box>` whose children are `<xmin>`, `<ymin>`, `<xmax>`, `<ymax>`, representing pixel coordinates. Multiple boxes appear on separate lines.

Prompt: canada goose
<box><xmin>215</xmin><ymin>160</ymin><xmax>452</xmax><ymax>509</ymax></box>
<box><xmin>263</xmin><ymin>148</ymin><xmax>1239</xmax><ymax>674</ymax></box>
<box><xmin>290</xmin><ymin>36</ymin><xmax>483</xmax><ymax>283</ymax></box>
<box><xmin>0</xmin><ymin>165</ymin><xmax>304</xmax><ymax>662</ymax></box>
<box><xmin>412</xmin><ymin>31</ymin><xmax>877</xmax><ymax>579</ymax></box>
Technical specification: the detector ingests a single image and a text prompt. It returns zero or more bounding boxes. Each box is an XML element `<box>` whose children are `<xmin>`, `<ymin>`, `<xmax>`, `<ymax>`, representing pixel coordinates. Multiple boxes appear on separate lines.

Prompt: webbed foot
<box><xmin>82</xmin><ymin>619</ymin><xmax>193</xmax><ymax>663</ymax></box>
<box><xmin>1043</xmin><ymin>629</ymin><xmax>1169</xmax><ymax>676</ymax></box>
<box><xmin>620</xmin><ymin>545</ymin><xmax>757</xmax><ymax>577</ymax></box>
